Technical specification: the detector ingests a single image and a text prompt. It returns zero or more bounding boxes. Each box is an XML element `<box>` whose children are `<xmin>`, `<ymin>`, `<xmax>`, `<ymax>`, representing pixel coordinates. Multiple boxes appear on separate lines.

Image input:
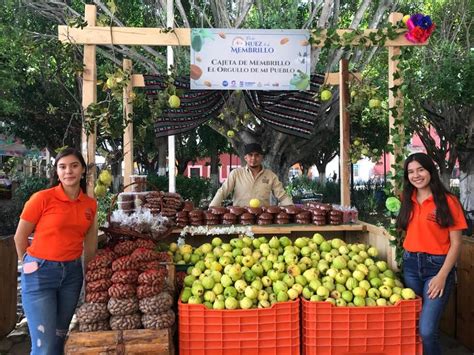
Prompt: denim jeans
<box><xmin>402</xmin><ymin>250</ymin><xmax>455</xmax><ymax>355</ymax></box>
<box><xmin>21</xmin><ymin>254</ymin><xmax>83</xmax><ymax>355</ymax></box>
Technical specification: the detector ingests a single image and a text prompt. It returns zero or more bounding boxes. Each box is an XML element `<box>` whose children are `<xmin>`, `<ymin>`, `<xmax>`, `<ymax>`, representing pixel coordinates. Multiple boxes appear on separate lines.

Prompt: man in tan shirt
<box><xmin>210</xmin><ymin>143</ymin><xmax>293</xmax><ymax>207</ymax></box>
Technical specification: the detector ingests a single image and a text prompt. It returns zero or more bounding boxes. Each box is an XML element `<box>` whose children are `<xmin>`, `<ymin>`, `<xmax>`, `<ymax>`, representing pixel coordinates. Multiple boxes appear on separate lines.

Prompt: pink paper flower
<box><xmin>404</xmin><ymin>13</ymin><xmax>435</xmax><ymax>43</ymax></box>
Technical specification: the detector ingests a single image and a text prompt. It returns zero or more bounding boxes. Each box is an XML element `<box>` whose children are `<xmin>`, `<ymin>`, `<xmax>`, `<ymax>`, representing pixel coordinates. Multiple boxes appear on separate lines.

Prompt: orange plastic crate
<box><xmin>178</xmin><ymin>298</ymin><xmax>300</xmax><ymax>355</ymax></box>
<box><xmin>302</xmin><ymin>297</ymin><xmax>422</xmax><ymax>355</ymax></box>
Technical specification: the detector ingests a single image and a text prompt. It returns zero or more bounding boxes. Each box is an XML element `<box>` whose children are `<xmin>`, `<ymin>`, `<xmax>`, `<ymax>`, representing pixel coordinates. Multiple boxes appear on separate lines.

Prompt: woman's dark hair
<box><xmin>51</xmin><ymin>147</ymin><xmax>87</xmax><ymax>193</ymax></box>
<box><xmin>396</xmin><ymin>152</ymin><xmax>454</xmax><ymax>230</ymax></box>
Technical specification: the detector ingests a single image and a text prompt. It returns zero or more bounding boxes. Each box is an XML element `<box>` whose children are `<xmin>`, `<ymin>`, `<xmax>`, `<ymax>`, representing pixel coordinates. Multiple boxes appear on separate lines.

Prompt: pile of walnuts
<box><xmin>77</xmin><ymin>239</ymin><xmax>176</xmax><ymax>331</ymax></box>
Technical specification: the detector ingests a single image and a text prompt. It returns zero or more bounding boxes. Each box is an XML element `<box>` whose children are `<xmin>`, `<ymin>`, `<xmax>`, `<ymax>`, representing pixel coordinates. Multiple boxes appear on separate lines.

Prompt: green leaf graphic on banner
<box><xmin>192</xmin><ymin>35</ymin><xmax>203</xmax><ymax>52</ymax></box>
<box><xmin>290</xmin><ymin>70</ymin><xmax>310</xmax><ymax>90</ymax></box>
<box><xmin>191</xmin><ymin>29</ymin><xmax>215</xmax><ymax>52</ymax></box>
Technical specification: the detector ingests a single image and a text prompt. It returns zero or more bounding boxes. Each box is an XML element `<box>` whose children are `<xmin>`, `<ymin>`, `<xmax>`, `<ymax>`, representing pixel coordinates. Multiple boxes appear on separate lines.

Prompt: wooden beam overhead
<box><xmin>58</xmin><ymin>27</ymin><xmax>191</xmax><ymax>46</ymax></box>
<box><xmin>310</xmin><ymin>29</ymin><xmax>426</xmax><ymax>47</ymax></box>
<box><xmin>59</xmin><ymin>26</ymin><xmax>424</xmax><ymax>48</ymax></box>
<box><xmin>325</xmin><ymin>72</ymin><xmax>361</xmax><ymax>86</ymax></box>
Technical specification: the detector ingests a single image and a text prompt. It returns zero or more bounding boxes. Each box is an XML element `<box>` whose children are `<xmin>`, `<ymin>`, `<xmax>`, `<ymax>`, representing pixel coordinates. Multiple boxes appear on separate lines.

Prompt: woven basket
<box><xmin>100</xmin><ymin>182</ymin><xmax>174</xmax><ymax>241</ymax></box>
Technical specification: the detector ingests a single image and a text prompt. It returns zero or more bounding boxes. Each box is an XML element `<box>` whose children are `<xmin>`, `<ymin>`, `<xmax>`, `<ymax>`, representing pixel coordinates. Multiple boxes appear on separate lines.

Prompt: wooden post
<box><xmin>388</xmin><ymin>12</ymin><xmax>404</xmax><ymax>195</ymax></box>
<box><xmin>123</xmin><ymin>59</ymin><xmax>134</xmax><ymax>191</ymax></box>
<box><xmin>339</xmin><ymin>59</ymin><xmax>351</xmax><ymax>206</ymax></box>
<box><xmin>25</xmin><ymin>158</ymin><xmax>33</xmax><ymax>176</ymax></box>
<box><xmin>82</xmin><ymin>4</ymin><xmax>97</xmax><ymax>197</ymax></box>
<box><xmin>45</xmin><ymin>149</ymin><xmax>51</xmax><ymax>178</ymax></box>
<box><xmin>457</xmin><ymin>236</ymin><xmax>474</xmax><ymax>350</ymax></box>
<box><xmin>0</xmin><ymin>236</ymin><xmax>17</xmax><ymax>338</ymax></box>
<box><xmin>81</xmin><ymin>4</ymin><xmax>98</xmax><ymax>255</ymax></box>
<box><xmin>36</xmin><ymin>159</ymin><xmax>42</xmax><ymax>177</ymax></box>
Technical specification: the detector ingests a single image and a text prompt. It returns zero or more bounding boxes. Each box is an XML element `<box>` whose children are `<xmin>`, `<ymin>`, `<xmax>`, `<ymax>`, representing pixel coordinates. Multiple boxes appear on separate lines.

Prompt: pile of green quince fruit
<box><xmin>175</xmin><ymin>234</ymin><xmax>416</xmax><ymax>310</ymax></box>
<box><xmin>169</xmin><ymin>243</ymin><xmax>199</xmax><ymax>264</ymax></box>
<box><xmin>94</xmin><ymin>170</ymin><xmax>113</xmax><ymax>198</ymax></box>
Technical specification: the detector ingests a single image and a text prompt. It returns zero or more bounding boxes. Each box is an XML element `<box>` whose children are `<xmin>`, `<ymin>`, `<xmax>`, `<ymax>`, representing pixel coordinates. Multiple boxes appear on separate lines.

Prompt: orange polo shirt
<box><xmin>403</xmin><ymin>192</ymin><xmax>467</xmax><ymax>255</ymax></box>
<box><xmin>21</xmin><ymin>184</ymin><xmax>97</xmax><ymax>261</ymax></box>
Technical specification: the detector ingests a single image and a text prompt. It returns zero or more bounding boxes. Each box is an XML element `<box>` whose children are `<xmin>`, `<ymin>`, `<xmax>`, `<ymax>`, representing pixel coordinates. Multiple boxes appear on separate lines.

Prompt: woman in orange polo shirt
<box><xmin>14</xmin><ymin>148</ymin><xmax>97</xmax><ymax>355</ymax></box>
<box><xmin>397</xmin><ymin>152</ymin><xmax>466</xmax><ymax>355</ymax></box>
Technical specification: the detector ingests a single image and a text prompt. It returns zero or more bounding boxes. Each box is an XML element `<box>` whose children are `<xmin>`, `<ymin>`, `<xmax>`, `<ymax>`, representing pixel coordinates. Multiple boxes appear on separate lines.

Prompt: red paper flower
<box><xmin>404</xmin><ymin>13</ymin><xmax>436</xmax><ymax>43</ymax></box>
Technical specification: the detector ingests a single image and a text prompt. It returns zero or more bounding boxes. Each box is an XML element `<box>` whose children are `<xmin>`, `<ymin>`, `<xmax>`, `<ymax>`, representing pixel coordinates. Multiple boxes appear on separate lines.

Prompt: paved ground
<box><xmin>441</xmin><ymin>333</ymin><xmax>473</xmax><ymax>355</ymax></box>
<box><xmin>1</xmin><ymin>321</ymin><xmax>471</xmax><ymax>354</ymax></box>
<box><xmin>0</xmin><ymin>319</ymin><xmax>30</xmax><ymax>355</ymax></box>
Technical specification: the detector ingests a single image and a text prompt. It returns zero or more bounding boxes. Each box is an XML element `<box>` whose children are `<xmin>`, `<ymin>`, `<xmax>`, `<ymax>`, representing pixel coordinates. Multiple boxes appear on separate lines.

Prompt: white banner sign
<box><xmin>190</xmin><ymin>29</ymin><xmax>311</xmax><ymax>91</ymax></box>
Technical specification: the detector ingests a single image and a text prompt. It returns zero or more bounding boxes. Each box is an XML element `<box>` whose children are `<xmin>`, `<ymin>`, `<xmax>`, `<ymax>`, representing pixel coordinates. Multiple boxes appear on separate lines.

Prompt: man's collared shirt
<box><xmin>210</xmin><ymin>166</ymin><xmax>293</xmax><ymax>207</ymax></box>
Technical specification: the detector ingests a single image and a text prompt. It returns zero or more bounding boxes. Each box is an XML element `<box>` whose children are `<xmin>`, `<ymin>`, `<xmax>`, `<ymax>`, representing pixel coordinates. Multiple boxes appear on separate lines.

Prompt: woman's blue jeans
<box><xmin>21</xmin><ymin>254</ymin><xmax>83</xmax><ymax>355</ymax></box>
<box><xmin>402</xmin><ymin>250</ymin><xmax>455</xmax><ymax>355</ymax></box>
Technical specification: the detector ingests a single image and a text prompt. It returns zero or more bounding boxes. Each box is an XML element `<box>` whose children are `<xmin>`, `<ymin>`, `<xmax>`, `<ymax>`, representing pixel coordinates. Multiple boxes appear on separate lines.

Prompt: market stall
<box><xmin>60</xmin><ymin>178</ymin><xmax>420</xmax><ymax>354</ymax></box>
<box><xmin>55</xmin><ymin>4</ymin><xmax>439</xmax><ymax>355</ymax></box>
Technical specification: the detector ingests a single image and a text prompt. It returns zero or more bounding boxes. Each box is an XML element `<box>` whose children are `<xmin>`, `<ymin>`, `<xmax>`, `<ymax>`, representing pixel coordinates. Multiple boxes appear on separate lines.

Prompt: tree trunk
<box><xmin>111</xmin><ymin>160</ymin><xmax>121</xmax><ymax>193</ymax></box>
<box><xmin>209</xmin><ymin>146</ymin><xmax>220</xmax><ymax>197</ymax></box>
<box><xmin>177</xmin><ymin>159</ymin><xmax>190</xmax><ymax>175</ymax></box>
<box><xmin>459</xmin><ymin>151</ymin><xmax>474</xmax><ymax>233</ymax></box>
<box><xmin>156</xmin><ymin>137</ymin><xmax>167</xmax><ymax>176</ymax></box>
<box><xmin>315</xmin><ymin>159</ymin><xmax>332</xmax><ymax>186</ymax></box>
<box><xmin>264</xmin><ymin>152</ymin><xmax>291</xmax><ymax>186</ymax></box>
<box><xmin>301</xmin><ymin>165</ymin><xmax>309</xmax><ymax>177</ymax></box>
<box><xmin>319</xmin><ymin>171</ymin><xmax>327</xmax><ymax>185</ymax></box>
<box><xmin>440</xmin><ymin>171</ymin><xmax>451</xmax><ymax>190</ymax></box>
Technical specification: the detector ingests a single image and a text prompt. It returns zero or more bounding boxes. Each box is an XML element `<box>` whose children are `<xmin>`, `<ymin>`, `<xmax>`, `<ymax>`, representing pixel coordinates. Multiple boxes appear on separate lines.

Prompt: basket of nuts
<box><xmin>100</xmin><ymin>182</ymin><xmax>176</xmax><ymax>242</ymax></box>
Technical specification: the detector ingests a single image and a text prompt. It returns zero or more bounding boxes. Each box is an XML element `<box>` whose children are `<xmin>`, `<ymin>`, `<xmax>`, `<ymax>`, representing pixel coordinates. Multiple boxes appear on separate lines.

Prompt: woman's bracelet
<box><xmin>18</xmin><ymin>252</ymin><xmax>26</xmax><ymax>264</ymax></box>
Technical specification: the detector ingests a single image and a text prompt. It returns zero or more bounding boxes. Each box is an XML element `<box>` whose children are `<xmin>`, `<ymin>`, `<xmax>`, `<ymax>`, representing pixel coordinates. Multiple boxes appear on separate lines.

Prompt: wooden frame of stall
<box><xmin>57</xmin><ymin>4</ymin><xmax>424</xmax><ymax>275</ymax></box>
<box><xmin>58</xmin><ymin>5</ymin><xmax>420</xmax><ymax>206</ymax></box>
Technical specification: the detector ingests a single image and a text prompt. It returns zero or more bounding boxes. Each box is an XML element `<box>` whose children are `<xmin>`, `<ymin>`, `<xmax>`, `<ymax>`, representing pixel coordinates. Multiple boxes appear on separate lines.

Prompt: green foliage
<box><xmin>286</xmin><ymin>176</ymin><xmax>388</xmax><ymax>224</ymax></box>
<box><xmin>0</xmin><ymin>1</ymin><xmax>84</xmax><ymax>151</ymax></box>
<box><xmin>285</xmin><ymin>176</ymin><xmax>340</xmax><ymax>204</ymax></box>
<box><xmin>244</xmin><ymin>0</ymin><xmax>306</xmax><ymax>29</ymax></box>
<box><xmin>416</xmin><ymin>42</ymin><xmax>473</xmax><ymax>104</ymax></box>
<box><xmin>0</xmin><ymin>175</ymin><xmax>49</xmax><ymax>235</ymax></box>
<box><xmin>149</xmin><ymin>66</ymin><xmax>179</xmax><ymax>122</ymax></box>
<box><xmin>450</xmin><ymin>186</ymin><xmax>460</xmax><ymax>198</ymax></box>
<box><xmin>351</xmin><ymin>180</ymin><xmax>387</xmax><ymax>224</ymax></box>
<box><xmin>147</xmin><ymin>174</ymin><xmax>212</xmax><ymax>206</ymax></box>
<box><xmin>0</xmin><ymin>201</ymin><xmax>22</xmax><ymax>236</ymax></box>
<box><xmin>312</xmin><ymin>23</ymin><xmax>403</xmax><ymax>50</ymax></box>
<box><xmin>97</xmin><ymin>192</ymin><xmax>114</xmax><ymax>228</ymax></box>
<box><xmin>347</xmin><ymin>79</ymin><xmax>389</xmax><ymax>164</ymax></box>
<box><xmin>13</xmin><ymin>176</ymin><xmax>49</xmax><ymax>206</ymax></box>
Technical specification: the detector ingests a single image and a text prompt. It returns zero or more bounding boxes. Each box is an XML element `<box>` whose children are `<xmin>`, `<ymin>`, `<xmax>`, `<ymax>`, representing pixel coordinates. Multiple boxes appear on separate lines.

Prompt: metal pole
<box><xmin>229</xmin><ymin>144</ymin><xmax>232</xmax><ymax>172</ymax></box>
<box><xmin>167</xmin><ymin>0</ymin><xmax>176</xmax><ymax>192</ymax></box>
